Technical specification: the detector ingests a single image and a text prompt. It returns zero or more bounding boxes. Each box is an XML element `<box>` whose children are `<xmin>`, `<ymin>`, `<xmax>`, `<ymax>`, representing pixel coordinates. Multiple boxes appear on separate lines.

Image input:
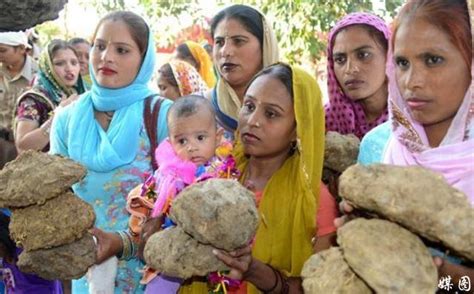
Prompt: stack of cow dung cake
<box><xmin>0</xmin><ymin>150</ymin><xmax>97</xmax><ymax>280</ymax></box>
<box><xmin>302</xmin><ymin>164</ymin><xmax>474</xmax><ymax>293</ymax></box>
<box><xmin>144</xmin><ymin>178</ymin><xmax>259</xmax><ymax>279</ymax></box>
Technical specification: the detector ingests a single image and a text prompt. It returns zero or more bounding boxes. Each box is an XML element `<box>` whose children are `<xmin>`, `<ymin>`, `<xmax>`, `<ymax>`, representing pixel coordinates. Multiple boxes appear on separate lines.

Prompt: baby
<box><xmin>127</xmin><ymin>95</ymin><xmax>238</xmax><ymax>293</ymax></box>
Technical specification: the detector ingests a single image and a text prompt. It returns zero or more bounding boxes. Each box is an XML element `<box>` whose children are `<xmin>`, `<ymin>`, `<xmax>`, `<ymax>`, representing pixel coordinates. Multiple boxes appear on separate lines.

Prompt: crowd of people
<box><xmin>0</xmin><ymin>0</ymin><xmax>472</xmax><ymax>293</ymax></box>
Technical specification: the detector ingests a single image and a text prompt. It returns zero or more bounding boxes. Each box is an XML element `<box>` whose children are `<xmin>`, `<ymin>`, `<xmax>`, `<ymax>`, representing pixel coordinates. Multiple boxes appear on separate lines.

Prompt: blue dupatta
<box><xmin>51</xmin><ymin>25</ymin><xmax>157</xmax><ymax>172</ymax></box>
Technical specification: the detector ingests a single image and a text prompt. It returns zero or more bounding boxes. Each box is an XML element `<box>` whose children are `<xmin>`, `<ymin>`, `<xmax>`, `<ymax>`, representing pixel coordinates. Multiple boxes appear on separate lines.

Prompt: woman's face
<box><xmin>332</xmin><ymin>25</ymin><xmax>387</xmax><ymax>102</ymax></box>
<box><xmin>52</xmin><ymin>48</ymin><xmax>80</xmax><ymax>87</ymax></box>
<box><xmin>91</xmin><ymin>20</ymin><xmax>142</xmax><ymax>89</ymax></box>
<box><xmin>238</xmin><ymin>74</ymin><xmax>296</xmax><ymax>158</ymax></box>
<box><xmin>71</xmin><ymin>42</ymin><xmax>91</xmax><ymax>76</ymax></box>
<box><xmin>394</xmin><ymin>18</ymin><xmax>470</xmax><ymax>127</ymax></box>
<box><xmin>157</xmin><ymin>73</ymin><xmax>180</xmax><ymax>101</ymax></box>
<box><xmin>213</xmin><ymin>18</ymin><xmax>262</xmax><ymax>89</ymax></box>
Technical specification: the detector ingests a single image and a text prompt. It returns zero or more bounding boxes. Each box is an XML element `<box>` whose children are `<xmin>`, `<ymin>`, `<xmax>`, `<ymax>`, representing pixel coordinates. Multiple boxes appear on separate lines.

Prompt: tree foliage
<box><xmin>249</xmin><ymin>0</ymin><xmax>373</xmax><ymax>63</ymax></box>
<box><xmin>35</xmin><ymin>22</ymin><xmax>63</xmax><ymax>45</ymax></box>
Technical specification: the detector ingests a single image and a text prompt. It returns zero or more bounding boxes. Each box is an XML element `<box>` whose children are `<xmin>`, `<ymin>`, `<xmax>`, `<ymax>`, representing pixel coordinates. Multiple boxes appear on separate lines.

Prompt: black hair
<box><xmin>158</xmin><ymin>63</ymin><xmax>179</xmax><ymax>89</ymax></box>
<box><xmin>246</xmin><ymin>63</ymin><xmax>293</xmax><ymax>101</ymax></box>
<box><xmin>93</xmin><ymin>11</ymin><xmax>149</xmax><ymax>56</ymax></box>
<box><xmin>167</xmin><ymin>95</ymin><xmax>216</xmax><ymax>125</ymax></box>
<box><xmin>176</xmin><ymin>43</ymin><xmax>199</xmax><ymax>69</ymax></box>
<box><xmin>68</xmin><ymin>37</ymin><xmax>90</xmax><ymax>46</ymax></box>
<box><xmin>211</xmin><ymin>4</ymin><xmax>264</xmax><ymax>48</ymax></box>
<box><xmin>0</xmin><ymin>212</ymin><xmax>15</xmax><ymax>258</ymax></box>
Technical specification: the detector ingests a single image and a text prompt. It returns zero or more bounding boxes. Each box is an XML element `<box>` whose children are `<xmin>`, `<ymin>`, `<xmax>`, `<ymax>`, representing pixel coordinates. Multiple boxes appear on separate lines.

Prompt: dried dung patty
<box><xmin>339</xmin><ymin>164</ymin><xmax>474</xmax><ymax>261</ymax></box>
<box><xmin>338</xmin><ymin>218</ymin><xmax>438</xmax><ymax>293</ymax></box>
<box><xmin>170</xmin><ymin>179</ymin><xmax>258</xmax><ymax>251</ymax></box>
<box><xmin>17</xmin><ymin>233</ymin><xmax>96</xmax><ymax>280</ymax></box>
<box><xmin>301</xmin><ymin>247</ymin><xmax>372</xmax><ymax>294</ymax></box>
<box><xmin>324</xmin><ymin>131</ymin><xmax>360</xmax><ymax>173</ymax></box>
<box><xmin>10</xmin><ymin>192</ymin><xmax>95</xmax><ymax>251</ymax></box>
<box><xmin>0</xmin><ymin>150</ymin><xmax>86</xmax><ymax>207</ymax></box>
<box><xmin>144</xmin><ymin>226</ymin><xmax>227</xmax><ymax>279</ymax></box>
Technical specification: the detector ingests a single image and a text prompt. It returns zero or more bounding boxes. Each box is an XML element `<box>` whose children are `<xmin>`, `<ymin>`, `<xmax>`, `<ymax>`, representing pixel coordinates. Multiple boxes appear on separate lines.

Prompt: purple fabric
<box><xmin>145</xmin><ymin>275</ymin><xmax>183</xmax><ymax>294</ymax></box>
<box><xmin>325</xmin><ymin>12</ymin><xmax>391</xmax><ymax>139</ymax></box>
<box><xmin>2</xmin><ymin>249</ymin><xmax>62</xmax><ymax>294</ymax></box>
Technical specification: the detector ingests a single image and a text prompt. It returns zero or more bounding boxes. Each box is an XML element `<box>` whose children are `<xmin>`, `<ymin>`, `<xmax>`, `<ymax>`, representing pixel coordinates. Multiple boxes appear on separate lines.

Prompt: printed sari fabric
<box><xmin>169</xmin><ymin>60</ymin><xmax>208</xmax><ymax>97</ymax></box>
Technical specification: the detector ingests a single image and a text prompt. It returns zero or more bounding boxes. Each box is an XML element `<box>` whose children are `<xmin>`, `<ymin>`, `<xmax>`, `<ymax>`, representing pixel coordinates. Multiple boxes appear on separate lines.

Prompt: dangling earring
<box><xmin>289</xmin><ymin>140</ymin><xmax>297</xmax><ymax>155</ymax></box>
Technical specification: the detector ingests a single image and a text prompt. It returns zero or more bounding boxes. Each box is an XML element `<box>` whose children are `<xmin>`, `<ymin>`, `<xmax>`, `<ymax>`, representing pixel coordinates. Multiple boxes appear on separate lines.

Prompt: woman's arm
<box><xmin>313</xmin><ymin>182</ymin><xmax>339</xmax><ymax>253</ymax></box>
<box><xmin>91</xmin><ymin>214</ymin><xmax>164</xmax><ymax>264</ymax></box>
<box><xmin>15</xmin><ymin>119</ymin><xmax>50</xmax><ymax>152</ymax></box>
<box><xmin>15</xmin><ymin>96</ymin><xmax>52</xmax><ymax>152</ymax></box>
<box><xmin>90</xmin><ymin>228</ymin><xmax>123</xmax><ymax>264</ymax></box>
<box><xmin>313</xmin><ymin>232</ymin><xmax>337</xmax><ymax>253</ymax></box>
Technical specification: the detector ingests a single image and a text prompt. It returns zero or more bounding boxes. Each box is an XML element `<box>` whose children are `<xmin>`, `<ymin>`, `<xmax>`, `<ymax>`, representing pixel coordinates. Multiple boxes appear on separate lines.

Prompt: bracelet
<box><xmin>276</xmin><ymin>270</ymin><xmax>290</xmax><ymax>294</ymax></box>
<box><xmin>116</xmin><ymin>230</ymin><xmax>137</xmax><ymax>260</ymax></box>
<box><xmin>258</xmin><ymin>264</ymin><xmax>280</xmax><ymax>293</ymax></box>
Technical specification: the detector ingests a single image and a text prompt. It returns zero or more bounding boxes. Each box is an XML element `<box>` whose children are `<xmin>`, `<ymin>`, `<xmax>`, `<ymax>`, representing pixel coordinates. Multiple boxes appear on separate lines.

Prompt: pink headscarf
<box><xmin>325</xmin><ymin>12</ymin><xmax>391</xmax><ymax>139</ymax></box>
<box><xmin>384</xmin><ymin>4</ymin><xmax>474</xmax><ymax>204</ymax></box>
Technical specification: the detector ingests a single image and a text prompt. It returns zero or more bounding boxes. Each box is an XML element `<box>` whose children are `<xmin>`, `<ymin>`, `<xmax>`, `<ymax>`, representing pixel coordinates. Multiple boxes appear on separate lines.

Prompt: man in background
<box><xmin>0</xmin><ymin>31</ymin><xmax>38</xmax><ymax>168</ymax></box>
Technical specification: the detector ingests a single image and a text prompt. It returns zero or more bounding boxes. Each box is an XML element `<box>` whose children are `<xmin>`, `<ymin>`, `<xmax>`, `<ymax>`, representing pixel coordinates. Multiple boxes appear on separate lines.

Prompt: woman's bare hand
<box><xmin>89</xmin><ymin>227</ymin><xmax>123</xmax><ymax>264</ymax></box>
<box><xmin>213</xmin><ymin>245</ymin><xmax>253</xmax><ymax>280</ymax></box>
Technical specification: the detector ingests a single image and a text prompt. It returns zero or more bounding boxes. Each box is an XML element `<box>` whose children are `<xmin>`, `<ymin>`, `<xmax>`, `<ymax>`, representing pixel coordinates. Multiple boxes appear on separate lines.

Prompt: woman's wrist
<box><xmin>244</xmin><ymin>261</ymin><xmax>292</xmax><ymax>294</ymax></box>
<box><xmin>115</xmin><ymin>230</ymin><xmax>137</xmax><ymax>260</ymax></box>
<box><xmin>243</xmin><ymin>257</ymin><xmax>258</xmax><ymax>280</ymax></box>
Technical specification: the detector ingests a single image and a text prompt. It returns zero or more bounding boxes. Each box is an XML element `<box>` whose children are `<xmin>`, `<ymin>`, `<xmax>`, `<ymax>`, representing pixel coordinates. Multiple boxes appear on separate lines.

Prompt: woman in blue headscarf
<box><xmin>50</xmin><ymin>11</ymin><xmax>172</xmax><ymax>293</ymax></box>
<box><xmin>15</xmin><ymin>39</ymin><xmax>85</xmax><ymax>153</ymax></box>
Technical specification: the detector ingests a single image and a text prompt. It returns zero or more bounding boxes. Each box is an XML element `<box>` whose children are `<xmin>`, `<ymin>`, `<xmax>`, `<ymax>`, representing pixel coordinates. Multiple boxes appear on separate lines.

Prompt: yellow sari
<box><xmin>179</xmin><ymin>65</ymin><xmax>325</xmax><ymax>293</ymax></box>
<box><xmin>185</xmin><ymin>41</ymin><xmax>217</xmax><ymax>88</ymax></box>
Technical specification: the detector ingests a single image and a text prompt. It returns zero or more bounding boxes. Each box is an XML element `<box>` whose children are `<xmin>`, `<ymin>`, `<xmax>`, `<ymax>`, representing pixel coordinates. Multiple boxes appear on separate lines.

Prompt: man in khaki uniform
<box><xmin>0</xmin><ymin>31</ymin><xmax>38</xmax><ymax>168</ymax></box>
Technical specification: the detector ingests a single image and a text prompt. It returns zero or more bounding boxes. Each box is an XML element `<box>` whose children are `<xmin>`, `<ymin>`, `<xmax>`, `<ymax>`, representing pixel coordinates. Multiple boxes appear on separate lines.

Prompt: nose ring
<box><xmin>255</xmin><ymin>122</ymin><xmax>260</xmax><ymax>127</ymax></box>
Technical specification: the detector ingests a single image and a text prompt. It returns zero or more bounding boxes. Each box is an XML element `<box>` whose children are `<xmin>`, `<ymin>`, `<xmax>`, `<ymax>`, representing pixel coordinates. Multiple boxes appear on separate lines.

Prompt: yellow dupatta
<box><xmin>215</xmin><ymin>10</ymin><xmax>279</xmax><ymax>122</ymax></box>
<box><xmin>179</xmin><ymin>65</ymin><xmax>325</xmax><ymax>293</ymax></box>
<box><xmin>185</xmin><ymin>41</ymin><xmax>217</xmax><ymax>88</ymax></box>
